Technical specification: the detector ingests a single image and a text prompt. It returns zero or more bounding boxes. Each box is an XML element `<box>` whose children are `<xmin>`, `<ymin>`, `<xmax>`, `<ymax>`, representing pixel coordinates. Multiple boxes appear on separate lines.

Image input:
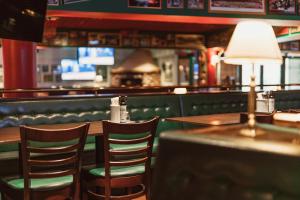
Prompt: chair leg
<box><xmin>104</xmin><ymin>186</ymin><xmax>110</xmax><ymax>200</ymax></box>
<box><xmin>145</xmin><ymin>187</ymin><xmax>151</xmax><ymax>200</ymax></box>
<box><xmin>145</xmin><ymin>174</ymin><xmax>152</xmax><ymax>200</ymax></box>
<box><xmin>80</xmin><ymin>181</ymin><xmax>88</xmax><ymax>200</ymax></box>
<box><xmin>1</xmin><ymin>193</ymin><xmax>9</xmax><ymax>200</ymax></box>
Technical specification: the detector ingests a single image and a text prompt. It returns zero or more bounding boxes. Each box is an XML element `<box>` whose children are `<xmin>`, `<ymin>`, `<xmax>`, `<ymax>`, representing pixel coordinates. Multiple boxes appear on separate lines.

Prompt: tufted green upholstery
<box><xmin>274</xmin><ymin>90</ymin><xmax>300</xmax><ymax>110</ymax></box>
<box><xmin>127</xmin><ymin>95</ymin><xmax>183</xmax><ymax>135</ymax></box>
<box><xmin>0</xmin><ymin>98</ymin><xmax>111</xmax><ymax>127</ymax></box>
<box><xmin>180</xmin><ymin>92</ymin><xmax>248</xmax><ymax>116</ymax></box>
<box><xmin>4</xmin><ymin>175</ymin><xmax>73</xmax><ymax>190</ymax></box>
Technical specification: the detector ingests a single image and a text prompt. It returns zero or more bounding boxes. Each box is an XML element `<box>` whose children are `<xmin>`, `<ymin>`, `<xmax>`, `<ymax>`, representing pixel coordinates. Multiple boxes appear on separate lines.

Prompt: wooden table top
<box><xmin>166</xmin><ymin>113</ymin><xmax>241</xmax><ymax>126</ymax></box>
<box><xmin>0</xmin><ymin>121</ymin><xmax>103</xmax><ymax>144</ymax></box>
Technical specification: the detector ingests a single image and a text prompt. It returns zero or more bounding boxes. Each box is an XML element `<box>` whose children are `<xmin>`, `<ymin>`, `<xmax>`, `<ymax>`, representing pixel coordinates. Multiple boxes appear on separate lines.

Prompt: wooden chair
<box><xmin>81</xmin><ymin>117</ymin><xmax>159</xmax><ymax>200</ymax></box>
<box><xmin>0</xmin><ymin>123</ymin><xmax>90</xmax><ymax>200</ymax></box>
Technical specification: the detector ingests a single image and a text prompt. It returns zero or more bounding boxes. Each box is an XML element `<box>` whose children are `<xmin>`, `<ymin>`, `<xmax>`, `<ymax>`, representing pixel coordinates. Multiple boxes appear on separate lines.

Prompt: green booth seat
<box><xmin>0</xmin><ymin>144</ymin><xmax>18</xmax><ymax>153</ymax></box>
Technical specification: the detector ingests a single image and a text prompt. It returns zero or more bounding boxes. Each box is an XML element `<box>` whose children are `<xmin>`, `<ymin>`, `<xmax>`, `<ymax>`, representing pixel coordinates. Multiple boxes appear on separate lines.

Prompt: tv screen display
<box><xmin>63</xmin><ymin>0</ymin><xmax>89</xmax><ymax>4</ymax></box>
<box><xmin>0</xmin><ymin>0</ymin><xmax>47</xmax><ymax>42</ymax></box>
<box><xmin>78</xmin><ymin>47</ymin><xmax>115</xmax><ymax>65</ymax></box>
<box><xmin>61</xmin><ymin>59</ymin><xmax>96</xmax><ymax>81</ymax></box>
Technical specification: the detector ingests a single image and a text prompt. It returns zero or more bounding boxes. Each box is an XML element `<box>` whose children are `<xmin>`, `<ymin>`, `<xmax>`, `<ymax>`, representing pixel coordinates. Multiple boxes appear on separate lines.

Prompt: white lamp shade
<box><xmin>225</xmin><ymin>21</ymin><xmax>282</xmax><ymax>65</ymax></box>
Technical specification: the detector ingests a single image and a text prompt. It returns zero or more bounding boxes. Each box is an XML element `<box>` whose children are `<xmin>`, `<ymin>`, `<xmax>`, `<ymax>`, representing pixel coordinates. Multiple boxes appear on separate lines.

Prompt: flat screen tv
<box><xmin>78</xmin><ymin>47</ymin><xmax>115</xmax><ymax>66</ymax></box>
<box><xmin>61</xmin><ymin>59</ymin><xmax>96</xmax><ymax>81</ymax></box>
<box><xmin>0</xmin><ymin>0</ymin><xmax>48</xmax><ymax>42</ymax></box>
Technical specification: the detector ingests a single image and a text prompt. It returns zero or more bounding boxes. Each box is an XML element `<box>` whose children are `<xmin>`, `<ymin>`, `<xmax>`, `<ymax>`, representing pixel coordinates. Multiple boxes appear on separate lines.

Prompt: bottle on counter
<box><xmin>119</xmin><ymin>96</ymin><xmax>128</xmax><ymax>123</ymax></box>
<box><xmin>256</xmin><ymin>91</ymin><xmax>275</xmax><ymax>113</ymax></box>
<box><xmin>268</xmin><ymin>91</ymin><xmax>275</xmax><ymax>113</ymax></box>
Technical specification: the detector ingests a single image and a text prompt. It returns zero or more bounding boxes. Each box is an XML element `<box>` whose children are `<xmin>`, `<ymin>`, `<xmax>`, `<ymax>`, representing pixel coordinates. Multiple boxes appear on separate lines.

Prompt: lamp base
<box><xmin>239</xmin><ymin>126</ymin><xmax>264</xmax><ymax>137</ymax></box>
<box><xmin>240</xmin><ymin>127</ymin><xmax>256</xmax><ymax>137</ymax></box>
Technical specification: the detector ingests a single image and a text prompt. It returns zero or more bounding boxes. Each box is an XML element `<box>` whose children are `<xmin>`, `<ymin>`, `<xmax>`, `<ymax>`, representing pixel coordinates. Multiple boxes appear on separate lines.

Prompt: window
<box><xmin>286</xmin><ymin>57</ymin><xmax>300</xmax><ymax>90</ymax></box>
<box><xmin>241</xmin><ymin>64</ymin><xmax>261</xmax><ymax>91</ymax></box>
<box><xmin>263</xmin><ymin>63</ymin><xmax>281</xmax><ymax>91</ymax></box>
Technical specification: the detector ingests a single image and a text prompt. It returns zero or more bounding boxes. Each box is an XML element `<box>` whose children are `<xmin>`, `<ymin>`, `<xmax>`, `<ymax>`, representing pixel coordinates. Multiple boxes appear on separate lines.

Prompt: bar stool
<box><xmin>0</xmin><ymin>123</ymin><xmax>90</xmax><ymax>200</ymax></box>
<box><xmin>81</xmin><ymin>117</ymin><xmax>159</xmax><ymax>200</ymax></box>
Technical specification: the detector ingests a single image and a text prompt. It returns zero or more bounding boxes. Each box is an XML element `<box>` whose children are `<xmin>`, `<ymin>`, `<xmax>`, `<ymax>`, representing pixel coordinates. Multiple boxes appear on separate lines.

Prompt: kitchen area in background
<box><xmin>35</xmin><ymin>47</ymin><xmax>197</xmax><ymax>88</ymax></box>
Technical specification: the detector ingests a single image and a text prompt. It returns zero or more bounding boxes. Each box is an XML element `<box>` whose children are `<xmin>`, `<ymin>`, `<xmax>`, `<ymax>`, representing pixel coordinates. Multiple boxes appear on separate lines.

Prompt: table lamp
<box><xmin>224</xmin><ymin>21</ymin><xmax>282</xmax><ymax>137</ymax></box>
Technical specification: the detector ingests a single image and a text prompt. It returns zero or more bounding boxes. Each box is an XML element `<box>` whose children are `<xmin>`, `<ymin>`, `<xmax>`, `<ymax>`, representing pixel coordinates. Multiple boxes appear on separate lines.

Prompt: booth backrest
<box><xmin>181</xmin><ymin>92</ymin><xmax>248</xmax><ymax>116</ymax></box>
<box><xmin>127</xmin><ymin>95</ymin><xmax>182</xmax><ymax>133</ymax></box>
<box><xmin>0</xmin><ymin>98</ymin><xmax>111</xmax><ymax>128</ymax></box>
<box><xmin>274</xmin><ymin>90</ymin><xmax>300</xmax><ymax>110</ymax></box>
<box><xmin>2</xmin><ymin>90</ymin><xmax>300</xmax><ymax>129</ymax></box>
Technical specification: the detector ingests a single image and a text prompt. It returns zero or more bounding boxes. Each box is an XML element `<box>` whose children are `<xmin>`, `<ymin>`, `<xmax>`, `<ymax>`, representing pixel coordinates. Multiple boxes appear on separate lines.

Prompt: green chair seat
<box><xmin>5</xmin><ymin>175</ymin><xmax>73</xmax><ymax>190</ymax></box>
<box><xmin>89</xmin><ymin>165</ymin><xmax>145</xmax><ymax>177</ymax></box>
<box><xmin>110</xmin><ymin>137</ymin><xmax>159</xmax><ymax>153</ymax></box>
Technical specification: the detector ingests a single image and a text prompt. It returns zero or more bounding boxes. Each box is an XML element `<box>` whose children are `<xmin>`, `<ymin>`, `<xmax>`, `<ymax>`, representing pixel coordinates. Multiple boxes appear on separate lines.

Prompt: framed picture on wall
<box><xmin>128</xmin><ymin>0</ymin><xmax>161</xmax><ymax>9</ymax></box>
<box><xmin>188</xmin><ymin>0</ymin><xmax>205</xmax><ymax>9</ymax></box>
<box><xmin>269</xmin><ymin>0</ymin><xmax>296</xmax><ymax>15</ymax></box>
<box><xmin>167</xmin><ymin>0</ymin><xmax>184</xmax><ymax>8</ymax></box>
<box><xmin>47</xmin><ymin>0</ymin><xmax>60</xmax><ymax>5</ymax></box>
<box><xmin>208</xmin><ymin>0</ymin><xmax>266</xmax><ymax>14</ymax></box>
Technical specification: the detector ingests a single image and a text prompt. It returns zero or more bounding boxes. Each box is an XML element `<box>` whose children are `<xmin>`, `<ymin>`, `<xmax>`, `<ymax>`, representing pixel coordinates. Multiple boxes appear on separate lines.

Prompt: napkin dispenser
<box><xmin>110</xmin><ymin>97</ymin><xmax>120</xmax><ymax>123</ymax></box>
<box><xmin>256</xmin><ymin>92</ymin><xmax>274</xmax><ymax>113</ymax></box>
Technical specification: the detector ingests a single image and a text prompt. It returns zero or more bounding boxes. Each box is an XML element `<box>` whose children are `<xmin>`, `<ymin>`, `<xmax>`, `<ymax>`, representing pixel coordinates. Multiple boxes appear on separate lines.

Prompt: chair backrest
<box><xmin>20</xmin><ymin>123</ymin><xmax>90</xmax><ymax>200</ymax></box>
<box><xmin>102</xmin><ymin>117</ymin><xmax>159</xmax><ymax>180</ymax></box>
